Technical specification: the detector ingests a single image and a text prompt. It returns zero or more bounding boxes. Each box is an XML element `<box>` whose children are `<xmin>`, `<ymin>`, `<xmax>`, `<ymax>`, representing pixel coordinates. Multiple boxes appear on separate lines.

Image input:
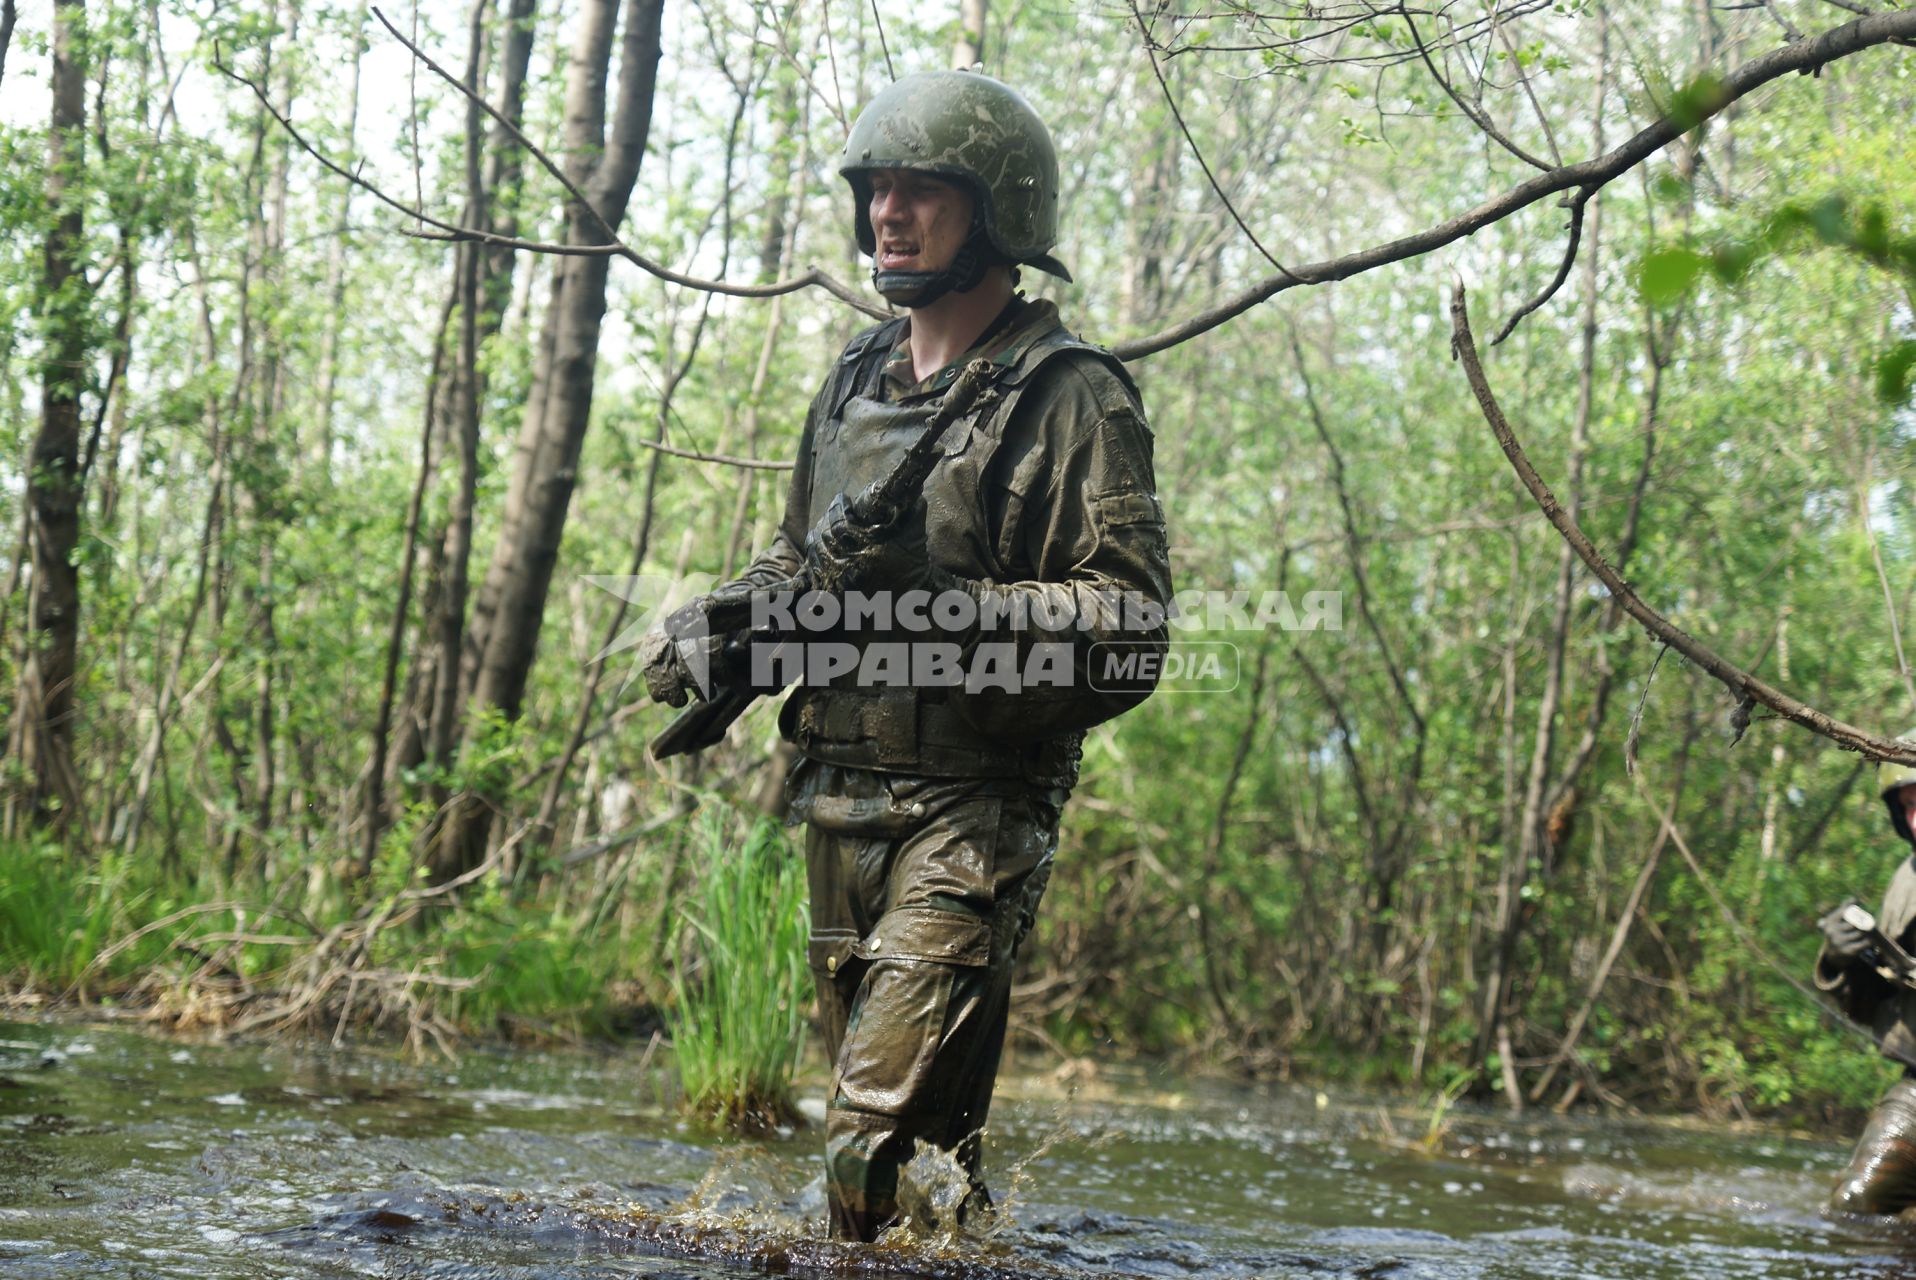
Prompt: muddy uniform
<box><xmin>1817</xmin><ymin>857</ymin><xmax>1916</xmax><ymax>1215</ymax></box>
<box><xmin>726</xmin><ymin>296</ymin><xmax>1171</xmax><ymax>1239</ymax></box>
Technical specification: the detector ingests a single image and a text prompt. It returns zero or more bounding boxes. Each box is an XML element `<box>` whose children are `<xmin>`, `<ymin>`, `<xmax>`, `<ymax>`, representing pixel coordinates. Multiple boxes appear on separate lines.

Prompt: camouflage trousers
<box><xmin>1831</xmin><ymin>1073</ymin><xmax>1916</xmax><ymax>1216</ymax></box>
<box><xmin>789</xmin><ymin>759</ymin><xmax>1065</xmax><ymax>1243</ymax></box>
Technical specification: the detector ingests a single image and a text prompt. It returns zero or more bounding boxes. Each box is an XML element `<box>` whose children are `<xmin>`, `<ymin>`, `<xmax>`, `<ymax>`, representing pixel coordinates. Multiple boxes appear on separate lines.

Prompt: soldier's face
<box><xmin>868</xmin><ymin>169</ymin><xmax>975</xmax><ymax>275</ymax></box>
<box><xmin>1900</xmin><ymin>783</ymin><xmax>1916</xmax><ymax>838</ymax></box>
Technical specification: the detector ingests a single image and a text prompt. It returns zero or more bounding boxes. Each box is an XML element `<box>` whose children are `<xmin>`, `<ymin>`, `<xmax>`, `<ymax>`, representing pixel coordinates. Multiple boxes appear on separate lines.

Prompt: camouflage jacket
<box><xmin>1817</xmin><ymin>854</ymin><xmax>1916</xmax><ymax>1068</ymax></box>
<box><xmin>727</xmin><ymin>298</ymin><xmax>1173</xmax><ymax>786</ymax></box>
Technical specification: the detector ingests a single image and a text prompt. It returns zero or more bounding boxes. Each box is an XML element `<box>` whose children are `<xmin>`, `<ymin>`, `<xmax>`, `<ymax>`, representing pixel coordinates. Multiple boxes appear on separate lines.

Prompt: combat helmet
<box><xmin>839</xmin><ymin>70</ymin><xmax>1070</xmax><ymax>306</ymax></box>
<box><xmin>1882</xmin><ymin>744</ymin><xmax>1916</xmax><ymax>845</ymax></box>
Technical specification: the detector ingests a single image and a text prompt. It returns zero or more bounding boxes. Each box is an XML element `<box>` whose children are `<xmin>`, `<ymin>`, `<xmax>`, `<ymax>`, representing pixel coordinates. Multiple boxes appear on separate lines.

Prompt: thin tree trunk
<box><xmin>953</xmin><ymin>0</ymin><xmax>985</xmax><ymax>68</ymax></box>
<box><xmin>362</xmin><ymin>292</ymin><xmax>456</xmax><ymax>872</ymax></box>
<box><xmin>314</xmin><ymin>16</ymin><xmax>367</xmax><ymax>476</ymax></box>
<box><xmin>437</xmin><ymin>0</ymin><xmax>665</xmax><ymax>879</ymax></box>
<box><xmin>0</xmin><ymin>0</ymin><xmax>18</xmax><ymax>91</ymax></box>
<box><xmin>242</xmin><ymin>0</ymin><xmax>301</xmax><ymax>862</ymax></box>
<box><xmin>1530</xmin><ymin>722</ymin><xmax>1698</xmax><ymax>1102</ymax></box>
<box><xmin>423</xmin><ymin>0</ymin><xmax>494</xmax><ymax>793</ymax></box>
<box><xmin>11</xmin><ymin>0</ymin><xmax>90</xmax><ymax>829</ymax></box>
<box><xmin>524</xmin><ymin>285</ymin><xmax>715</xmax><ymax>868</ymax></box>
<box><xmin>1472</xmin><ymin>33</ymin><xmax>1609</xmax><ymax>1101</ymax></box>
<box><xmin>391</xmin><ymin>0</ymin><xmax>539</xmax><ymax>800</ymax></box>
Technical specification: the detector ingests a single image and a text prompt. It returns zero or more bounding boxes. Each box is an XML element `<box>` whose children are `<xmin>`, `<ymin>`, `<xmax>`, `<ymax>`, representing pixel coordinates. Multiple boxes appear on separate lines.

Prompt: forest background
<box><xmin>2</xmin><ymin>0</ymin><xmax>1914</xmax><ymax>1125</ymax></box>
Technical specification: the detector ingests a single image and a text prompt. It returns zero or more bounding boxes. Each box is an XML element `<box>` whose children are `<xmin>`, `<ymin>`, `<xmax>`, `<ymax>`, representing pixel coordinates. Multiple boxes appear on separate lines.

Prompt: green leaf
<box><xmin>1876</xmin><ymin>340</ymin><xmax>1916</xmax><ymax>405</ymax></box>
<box><xmin>1668</xmin><ymin>72</ymin><xmax>1730</xmax><ymax>131</ymax></box>
<box><xmin>1639</xmin><ymin>248</ymin><xmax>1708</xmax><ymax>305</ymax></box>
<box><xmin>1856</xmin><ymin>204</ymin><xmax>1890</xmax><ymax>261</ymax></box>
<box><xmin>1651</xmin><ymin>173</ymin><xmax>1691</xmax><ymax>203</ymax></box>
<box><xmin>1805</xmin><ymin>195</ymin><xmax>1849</xmax><ymax>245</ymax></box>
<box><xmin>1710</xmin><ymin>240</ymin><xmax>1760</xmax><ymax>284</ymax></box>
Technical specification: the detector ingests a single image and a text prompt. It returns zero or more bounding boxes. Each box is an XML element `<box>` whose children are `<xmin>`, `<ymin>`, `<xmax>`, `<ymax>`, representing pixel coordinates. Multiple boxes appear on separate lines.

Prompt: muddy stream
<box><xmin>3</xmin><ymin>1018</ymin><xmax>1914</xmax><ymax>1279</ymax></box>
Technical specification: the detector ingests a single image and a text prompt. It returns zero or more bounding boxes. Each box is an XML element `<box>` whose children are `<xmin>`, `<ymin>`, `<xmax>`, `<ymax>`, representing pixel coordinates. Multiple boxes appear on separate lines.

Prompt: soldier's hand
<box><xmin>639</xmin><ymin>626</ymin><xmax>691</xmax><ymax>708</ymax></box>
<box><xmin>804</xmin><ymin>492</ymin><xmax>930</xmax><ymax>596</ymax></box>
<box><xmin>1820</xmin><ymin>900</ymin><xmax>1872</xmax><ymax>962</ymax></box>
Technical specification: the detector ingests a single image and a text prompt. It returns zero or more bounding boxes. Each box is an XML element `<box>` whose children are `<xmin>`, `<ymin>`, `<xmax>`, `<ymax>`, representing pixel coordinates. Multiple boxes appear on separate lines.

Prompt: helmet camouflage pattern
<box><xmin>1882</xmin><ymin>745</ymin><xmax>1916</xmax><ymax>844</ymax></box>
<box><xmin>839</xmin><ymin>70</ymin><xmax>1071</xmax><ymax>281</ymax></box>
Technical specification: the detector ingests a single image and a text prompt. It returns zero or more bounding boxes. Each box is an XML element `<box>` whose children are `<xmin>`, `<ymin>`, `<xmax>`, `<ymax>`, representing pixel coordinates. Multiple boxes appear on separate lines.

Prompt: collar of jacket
<box><xmin>884</xmin><ymin>298</ymin><xmax>1066</xmax><ymax>402</ymax></box>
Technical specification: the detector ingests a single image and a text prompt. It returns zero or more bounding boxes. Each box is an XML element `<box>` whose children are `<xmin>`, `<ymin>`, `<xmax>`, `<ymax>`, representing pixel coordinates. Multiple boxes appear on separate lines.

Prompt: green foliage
<box><xmin>1638</xmin><ymin>192</ymin><xmax>1916</xmax><ymax>401</ymax></box>
<box><xmin>1666</xmin><ymin>71</ymin><xmax>1732</xmax><ymax>132</ymax></box>
<box><xmin>1876</xmin><ymin>340</ymin><xmax>1916</xmax><ymax>405</ymax></box>
<box><xmin>1639</xmin><ymin>247</ymin><xmax>1708</xmax><ymax>304</ymax></box>
<box><xmin>664</xmin><ymin>808</ymin><xmax>810</xmax><ymax>1132</ymax></box>
<box><xmin>2</xmin><ymin>0</ymin><xmax>1914</xmax><ymax>1126</ymax></box>
<box><xmin>0</xmin><ymin>830</ymin><xmax>649</xmax><ymax>1040</ymax></box>
<box><xmin>404</xmin><ymin>870</ymin><xmax>629</xmax><ymax>1034</ymax></box>
<box><xmin>0</xmin><ymin>837</ymin><xmax>143</xmax><ymax>987</ymax></box>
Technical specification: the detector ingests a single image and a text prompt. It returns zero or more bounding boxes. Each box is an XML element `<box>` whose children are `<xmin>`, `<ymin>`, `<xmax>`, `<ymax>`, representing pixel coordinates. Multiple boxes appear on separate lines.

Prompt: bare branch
<box><xmin>371</xmin><ymin>5</ymin><xmax>618</xmax><ymax>242</ymax></box>
<box><xmin>219</xmin><ymin>24</ymin><xmax>886</xmax><ymax>319</ymax></box>
<box><xmin>1115</xmin><ymin>9</ymin><xmax>1916</xmax><ymax>361</ymax></box>
<box><xmin>1491</xmin><ymin>7</ymin><xmax>1564</xmax><ymax>165</ymax></box>
<box><xmin>869</xmin><ymin>0</ymin><xmax>897</xmax><ymax>79</ymax></box>
<box><xmin>1491</xmin><ymin>192</ymin><xmax>1588</xmax><ymax>345</ymax></box>
<box><xmin>1450</xmin><ymin>283</ymin><xmax>1916</xmax><ymax>766</ymax></box>
<box><xmin>633</xmin><ymin>437</ymin><xmax>795</xmax><ymax>470</ymax></box>
<box><xmin>368</xmin><ymin>4</ymin><xmax>885</xmax><ymax>313</ymax></box>
<box><xmin>1403</xmin><ymin>5</ymin><xmax>1555</xmax><ymax>171</ymax></box>
<box><xmin>1763</xmin><ymin>0</ymin><xmax>1805</xmax><ymax>42</ymax></box>
<box><xmin>1856</xmin><ymin>465</ymin><xmax>1916</xmax><ymax>721</ymax></box>
<box><xmin>1165</xmin><ymin>2</ymin><xmax>1556</xmax><ymax>69</ymax></box>
<box><xmin>1130</xmin><ymin>0</ymin><xmax>1297</xmax><ymax>280</ymax></box>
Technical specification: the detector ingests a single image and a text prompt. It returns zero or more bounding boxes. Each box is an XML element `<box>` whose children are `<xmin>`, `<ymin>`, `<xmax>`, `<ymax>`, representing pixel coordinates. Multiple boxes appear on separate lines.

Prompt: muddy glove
<box><xmin>1821</xmin><ymin>900</ymin><xmax>1873</xmax><ymax>962</ymax></box>
<box><xmin>639</xmin><ymin>584</ymin><xmax>761</xmax><ymax>707</ymax></box>
<box><xmin>639</xmin><ymin>625</ymin><xmax>695</xmax><ymax>708</ymax></box>
<box><xmin>803</xmin><ymin>491</ymin><xmax>949</xmax><ymax>597</ymax></box>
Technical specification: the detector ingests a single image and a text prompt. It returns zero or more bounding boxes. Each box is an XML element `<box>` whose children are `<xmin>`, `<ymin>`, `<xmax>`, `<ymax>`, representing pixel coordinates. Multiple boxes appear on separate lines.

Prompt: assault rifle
<box><xmin>1840</xmin><ymin>903</ymin><xmax>1916</xmax><ymax>992</ymax></box>
<box><xmin>648</xmin><ymin>357</ymin><xmax>998</xmax><ymax>761</ymax></box>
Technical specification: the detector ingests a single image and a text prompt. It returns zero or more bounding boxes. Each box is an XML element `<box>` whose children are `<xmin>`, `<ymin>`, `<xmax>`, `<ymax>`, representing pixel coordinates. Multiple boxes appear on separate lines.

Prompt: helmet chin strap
<box><xmin>871</xmin><ymin>231</ymin><xmax>994</xmax><ymax>308</ymax></box>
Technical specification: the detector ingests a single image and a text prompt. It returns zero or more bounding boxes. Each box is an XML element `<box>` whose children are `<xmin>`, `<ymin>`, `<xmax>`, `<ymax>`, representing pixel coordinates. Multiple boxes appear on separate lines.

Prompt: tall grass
<box><xmin>0</xmin><ymin>836</ymin><xmax>157</xmax><ymax>989</ymax></box>
<box><xmin>665</xmin><ymin>809</ymin><xmax>811</xmax><ymax>1131</ymax></box>
<box><xmin>0</xmin><ymin>834</ymin><xmax>646</xmax><ymax>1042</ymax></box>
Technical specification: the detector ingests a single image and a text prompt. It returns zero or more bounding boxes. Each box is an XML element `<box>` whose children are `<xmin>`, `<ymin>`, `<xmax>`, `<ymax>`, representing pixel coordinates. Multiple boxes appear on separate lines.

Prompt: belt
<box><xmin>783</xmin><ymin>687</ymin><xmax>1080</xmax><ymax>785</ymax></box>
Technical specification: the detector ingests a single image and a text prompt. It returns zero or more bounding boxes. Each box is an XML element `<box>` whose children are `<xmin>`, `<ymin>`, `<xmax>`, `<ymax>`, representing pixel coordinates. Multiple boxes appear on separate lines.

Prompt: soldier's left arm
<box><xmin>940</xmin><ymin>353</ymin><xmax>1174</xmax><ymax>743</ymax></box>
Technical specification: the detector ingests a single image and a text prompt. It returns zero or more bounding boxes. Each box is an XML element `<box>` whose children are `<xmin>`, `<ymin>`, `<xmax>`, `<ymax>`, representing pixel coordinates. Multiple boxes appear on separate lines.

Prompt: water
<box><xmin>1</xmin><ymin>1017</ymin><xmax>1913</xmax><ymax>1279</ymax></box>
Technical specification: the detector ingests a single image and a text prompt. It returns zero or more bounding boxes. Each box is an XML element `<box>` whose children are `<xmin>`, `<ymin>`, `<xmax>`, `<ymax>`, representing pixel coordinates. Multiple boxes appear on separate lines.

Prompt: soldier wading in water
<box><xmin>642</xmin><ymin>71</ymin><xmax>1172</xmax><ymax>1240</ymax></box>
<box><xmin>1818</xmin><ymin>756</ymin><xmax>1916</xmax><ymax>1216</ymax></box>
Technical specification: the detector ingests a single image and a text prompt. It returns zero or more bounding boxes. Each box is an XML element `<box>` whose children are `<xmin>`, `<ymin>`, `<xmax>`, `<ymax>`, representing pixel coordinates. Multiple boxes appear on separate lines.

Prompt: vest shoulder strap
<box><xmin>821</xmin><ymin>316</ymin><xmax>907</xmax><ymax>418</ymax></box>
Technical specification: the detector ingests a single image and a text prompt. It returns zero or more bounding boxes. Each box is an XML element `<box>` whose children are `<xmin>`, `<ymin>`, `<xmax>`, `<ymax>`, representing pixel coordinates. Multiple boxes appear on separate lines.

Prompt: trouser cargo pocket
<box><xmin>833</xmin><ymin>908</ymin><xmax>992</xmax><ymax>1118</ymax></box>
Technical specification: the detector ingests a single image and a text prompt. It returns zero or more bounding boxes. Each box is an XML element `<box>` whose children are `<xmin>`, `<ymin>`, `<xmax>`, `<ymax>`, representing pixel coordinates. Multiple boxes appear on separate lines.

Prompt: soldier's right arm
<box><xmin>1816</xmin><ymin>903</ymin><xmax>1897</xmax><ymax>1026</ymax></box>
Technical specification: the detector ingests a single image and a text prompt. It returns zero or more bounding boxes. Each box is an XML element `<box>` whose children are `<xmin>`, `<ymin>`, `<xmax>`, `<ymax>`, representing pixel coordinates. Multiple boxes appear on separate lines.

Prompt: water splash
<box><xmin>883</xmin><ymin>1115</ymin><xmax>1117</xmax><ymax>1253</ymax></box>
<box><xmin>890</xmin><ymin>1140</ymin><xmax>979</xmax><ymax>1246</ymax></box>
<box><xmin>672</xmin><ymin>1142</ymin><xmax>818</xmax><ymax>1234</ymax></box>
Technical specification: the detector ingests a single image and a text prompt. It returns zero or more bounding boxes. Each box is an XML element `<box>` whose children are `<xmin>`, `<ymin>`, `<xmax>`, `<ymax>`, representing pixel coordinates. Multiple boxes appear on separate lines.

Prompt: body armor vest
<box><xmin>778</xmin><ymin>309</ymin><xmax>1136</xmax><ymax>788</ymax></box>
